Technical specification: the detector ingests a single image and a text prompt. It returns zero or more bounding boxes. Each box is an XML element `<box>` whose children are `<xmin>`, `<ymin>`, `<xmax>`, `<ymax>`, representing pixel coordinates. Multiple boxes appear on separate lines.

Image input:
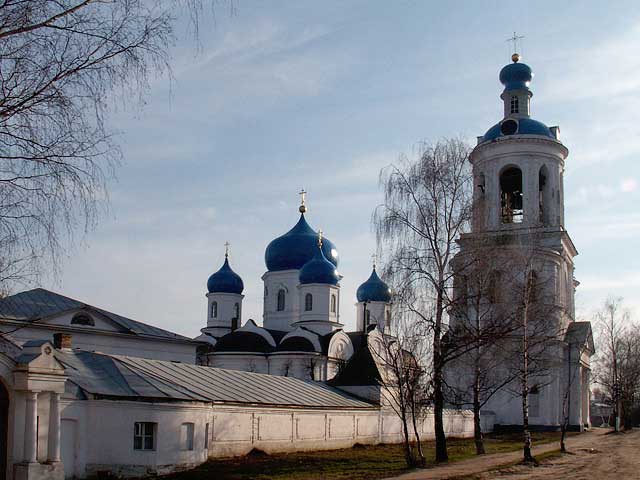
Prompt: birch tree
<box><xmin>374</xmin><ymin>138</ymin><xmax>473</xmax><ymax>463</ymax></box>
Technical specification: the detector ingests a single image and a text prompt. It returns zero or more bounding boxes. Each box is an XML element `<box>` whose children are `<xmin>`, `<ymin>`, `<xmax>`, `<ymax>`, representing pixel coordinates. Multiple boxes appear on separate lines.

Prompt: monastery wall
<box><xmin>56</xmin><ymin>398</ymin><xmax>475</xmax><ymax>478</ymax></box>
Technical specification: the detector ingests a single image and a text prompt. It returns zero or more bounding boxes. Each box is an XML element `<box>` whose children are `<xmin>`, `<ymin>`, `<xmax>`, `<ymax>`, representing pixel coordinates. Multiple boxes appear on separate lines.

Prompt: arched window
<box><xmin>527</xmin><ymin>270</ymin><xmax>539</xmax><ymax>304</ymax></box>
<box><xmin>211</xmin><ymin>301</ymin><xmax>218</xmax><ymax>318</ymax></box>
<box><xmin>510</xmin><ymin>95</ymin><xmax>519</xmax><ymax>114</ymax></box>
<box><xmin>365</xmin><ymin>309</ymin><xmax>371</xmax><ymax>326</ymax></box>
<box><xmin>304</xmin><ymin>293</ymin><xmax>313</xmax><ymax>311</ymax></box>
<box><xmin>487</xmin><ymin>271</ymin><xmax>502</xmax><ymax>304</ymax></box>
<box><xmin>538</xmin><ymin>165</ymin><xmax>551</xmax><ymax>225</ymax></box>
<box><xmin>277</xmin><ymin>289</ymin><xmax>286</xmax><ymax>311</ymax></box>
<box><xmin>330</xmin><ymin>294</ymin><xmax>337</xmax><ymax>313</ymax></box>
<box><xmin>500</xmin><ymin>167</ymin><xmax>524</xmax><ymax>223</ymax></box>
<box><xmin>385</xmin><ymin>309</ymin><xmax>391</xmax><ymax>329</ymax></box>
<box><xmin>233</xmin><ymin>302</ymin><xmax>240</xmax><ymax>319</ymax></box>
<box><xmin>71</xmin><ymin>313</ymin><xmax>94</xmax><ymax>326</ymax></box>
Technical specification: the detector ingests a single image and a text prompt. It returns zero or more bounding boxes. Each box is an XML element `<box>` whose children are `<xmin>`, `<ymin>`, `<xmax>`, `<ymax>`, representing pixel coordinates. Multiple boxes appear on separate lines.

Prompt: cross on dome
<box><xmin>224</xmin><ymin>241</ymin><xmax>231</xmax><ymax>258</ymax></box>
<box><xmin>299</xmin><ymin>189</ymin><xmax>307</xmax><ymax>213</ymax></box>
<box><xmin>317</xmin><ymin>229</ymin><xmax>323</xmax><ymax>248</ymax></box>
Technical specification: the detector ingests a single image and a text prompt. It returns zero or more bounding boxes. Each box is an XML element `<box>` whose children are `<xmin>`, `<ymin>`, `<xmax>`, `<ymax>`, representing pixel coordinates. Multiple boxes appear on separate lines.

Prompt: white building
<box><xmin>447</xmin><ymin>53</ymin><xmax>594</xmax><ymax>431</ymax></box>
<box><xmin>196</xmin><ymin>197</ymin><xmax>396</xmax><ymax>382</ymax></box>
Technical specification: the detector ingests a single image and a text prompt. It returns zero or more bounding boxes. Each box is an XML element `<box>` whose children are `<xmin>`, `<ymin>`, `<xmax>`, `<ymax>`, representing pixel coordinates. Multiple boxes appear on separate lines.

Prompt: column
<box><xmin>23</xmin><ymin>391</ymin><xmax>38</xmax><ymax>463</ymax></box>
<box><xmin>47</xmin><ymin>392</ymin><xmax>61</xmax><ymax>463</ymax></box>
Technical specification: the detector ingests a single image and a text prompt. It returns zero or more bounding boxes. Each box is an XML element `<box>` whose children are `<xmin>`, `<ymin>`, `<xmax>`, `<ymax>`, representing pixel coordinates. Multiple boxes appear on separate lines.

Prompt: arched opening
<box><xmin>538</xmin><ymin>165</ymin><xmax>551</xmax><ymax>225</ymax></box>
<box><xmin>500</xmin><ymin>167</ymin><xmax>524</xmax><ymax>224</ymax></box>
<box><xmin>487</xmin><ymin>271</ymin><xmax>502</xmax><ymax>303</ymax></box>
<box><xmin>0</xmin><ymin>381</ymin><xmax>8</xmax><ymax>479</ymax></box>
<box><xmin>510</xmin><ymin>95</ymin><xmax>519</xmax><ymax>114</ymax></box>
<box><xmin>71</xmin><ymin>313</ymin><xmax>94</xmax><ymax>326</ymax></box>
<box><xmin>277</xmin><ymin>289</ymin><xmax>286</xmax><ymax>311</ymax></box>
<box><xmin>304</xmin><ymin>293</ymin><xmax>313</xmax><ymax>312</ymax></box>
<box><xmin>232</xmin><ymin>303</ymin><xmax>240</xmax><ymax>330</ymax></box>
<box><xmin>385</xmin><ymin>309</ymin><xmax>391</xmax><ymax>330</ymax></box>
<box><xmin>211</xmin><ymin>301</ymin><xmax>218</xmax><ymax>319</ymax></box>
<box><xmin>365</xmin><ymin>309</ymin><xmax>371</xmax><ymax>326</ymax></box>
<box><xmin>330</xmin><ymin>294</ymin><xmax>337</xmax><ymax>313</ymax></box>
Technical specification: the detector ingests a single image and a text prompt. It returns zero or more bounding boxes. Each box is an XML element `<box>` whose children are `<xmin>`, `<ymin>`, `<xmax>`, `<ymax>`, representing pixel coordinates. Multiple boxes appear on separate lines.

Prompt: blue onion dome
<box><xmin>356</xmin><ymin>267</ymin><xmax>391</xmax><ymax>302</ymax></box>
<box><xmin>265</xmin><ymin>213</ymin><xmax>338</xmax><ymax>271</ymax></box>
<box><xmin>499</xmin><ymin>54</ymin><xmax>533</xmax><ymax>91</ymax></box>
<box><xmin>299</xmin><ymin>244</ymin><xmax>340</xmax><ymax>285</ymax></box>
<box><xmin>207</xmin><ymin>256</ymin><xmax>244</xmax><ymax>294</ymax></box>
<box><xmin>482</xmin><ymin>117</ymin><xmax>554</xmax><ymax>143</ymax></box>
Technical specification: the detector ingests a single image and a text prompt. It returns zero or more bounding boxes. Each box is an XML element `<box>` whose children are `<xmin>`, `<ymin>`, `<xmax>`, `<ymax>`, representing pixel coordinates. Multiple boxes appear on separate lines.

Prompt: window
<box><xmin>277</xmin><ymin>289</ymin><xmax>286</xmax><ymax>311</ymax></box>
<box><xmin>538</xmin><ymin>165</ymin><xmax>550</xmax><ymax>225</ymax></box>
<box><xmin>529</xmin><ymin>385</ymin><xmax>540</xmax><ymax>417</ymax></box>
<box><xmin>510</xmin><ymin>95</ymin><xmax>519</xmax><ymax>114</ymax></box>
<box><xmin>487</xmin><ymin>271</ymin><xmax>502</xmax><ymax>303</ymax></box>
<box><xmin>365</xmin><ymin>309</ymin><xmax>371</xmax><ymax>326</ymax></box>
<box><xmin>204</xmin><ymin>423</ymin><xmax>210</xmax><ymax>449</ymax></box>
<box><xmin>385</xmin><ymin>310</ymin><xmax>391</xmax><ymax>330</ymax></box>
<box><xmin>231</xmin><ymin>317</ymin><xmax>238</xmax><ymax>331</ymax></box>
<box><xmin>330</xmin><ymin>294</ymin><xmax>337</xmax><ymax>313</ymax></box>
<box><xmin>211</xmin><ymin>301</ymin><xmax>218</xmax><ymax>319</ymax></box>
<box><xmin>71</xmin><ymin>313</ymin><xmax>94</xmax><ymax>326</ymax></box>
<box><xmin>304</xmin><ymin>293</ymin><xmax>313</xmax><ymax>311</ymax></box>
<box><xmin>181</xmin><ymin>422</ymin><xmax>194</xmax><ymax>451</ymax></box>
<box><xmin>500</xmin><ymin>167</ymin><xmax>524</xmax><ymax>223</ymax></box>
<box><xmin>233</xmin><ymin>302</ymin><xmax>240</xmax><ymax>319</ymax></box>
<box><xmin>134</xmin><ymin>422</ymin><xmax>155</xmax><ymax>451</ymax></box>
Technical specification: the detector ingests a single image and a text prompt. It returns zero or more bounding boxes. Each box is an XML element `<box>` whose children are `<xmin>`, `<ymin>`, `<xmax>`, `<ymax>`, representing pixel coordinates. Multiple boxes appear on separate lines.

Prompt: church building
<box><xmin>447</xmin><ymin>52</ymin><xmax>594</xmax><ymax>431</ymax></box>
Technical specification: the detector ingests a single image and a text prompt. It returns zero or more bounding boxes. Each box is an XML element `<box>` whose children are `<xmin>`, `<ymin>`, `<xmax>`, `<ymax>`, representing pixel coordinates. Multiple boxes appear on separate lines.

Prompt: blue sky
<box><xmin>46</xmin><ymin>1</ymin><xmax>640</xmax><ymax>336</ymax></box>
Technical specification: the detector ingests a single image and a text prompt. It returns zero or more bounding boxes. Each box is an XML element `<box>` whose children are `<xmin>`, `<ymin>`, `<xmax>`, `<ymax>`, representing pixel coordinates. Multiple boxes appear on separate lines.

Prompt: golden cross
<box><xmin>318</xmin><ymin>229</ymin><xmax>323</xmax><ymax>248</ymax></box>
<box><xmin>371</xmin><ymin>253</ymin><xmax>377</xmax><ymax>269</ymax></box>
<box><xmin>506</xmin><ymin>32</ymin><xmax>525</xmax><ymax>54</ymax></box>
<box><xmin>224</xmin><ymin>241</ymin><xmax>230</xmax><ymax>258</ymax></box>
<box><xmin>299</xmin><ymin>189</ymin><xmax>307</xmax><ymax>207</ymax></box>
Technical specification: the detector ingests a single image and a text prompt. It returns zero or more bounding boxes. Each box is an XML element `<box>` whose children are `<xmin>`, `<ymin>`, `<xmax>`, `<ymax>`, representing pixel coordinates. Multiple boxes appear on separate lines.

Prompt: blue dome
<box><xmin>207</xmin><ymin>257</ymin><xmax>244</xmax><ymax>294</ymax></box>
<box><xmin>499</xmin><ymin>61</ymin><xmax>533</xmax><ymax>91</ymax></box>
<box><xmin>356</xmin><ymin>268</ymin><xmax>391</xmax><ymax>303</ymax></box>
<box><xmin>265</xmin><ymin>214</ymin><xmax>339</xmax><ymax>271</ymax></box>
<box><xmin>299</xmin><ymin>245</ymin><xmax>340</xmax><ymax>285</ymax></box>
<box><xmin>481</xmin><ymin>117</ymin><xmax>554</xmax><ymax>143</ymax></box>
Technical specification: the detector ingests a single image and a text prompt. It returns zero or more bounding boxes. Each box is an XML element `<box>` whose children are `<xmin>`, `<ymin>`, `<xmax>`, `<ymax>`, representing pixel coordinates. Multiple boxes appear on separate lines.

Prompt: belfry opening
<box><xmin>500</xmin><ymin>167</ymin><xmax>523</xmax><ymax>223</ymax></box>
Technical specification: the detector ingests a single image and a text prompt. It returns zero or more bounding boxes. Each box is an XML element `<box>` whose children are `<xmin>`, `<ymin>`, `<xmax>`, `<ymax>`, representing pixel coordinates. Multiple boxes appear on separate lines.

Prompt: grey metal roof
<box><xmin>564</xmin><ymin>321</ymin><xmax>593</xmax><ymax>347</ymax></box>
<box><xmin>56</xmin><ymin>350</ymin><xmax>375</xmax><ymax>409</ymax></box>
<box><xmin>0</xmin><ymin>288</ymin><xmax>192</xmax><ymax>342</ymax></box>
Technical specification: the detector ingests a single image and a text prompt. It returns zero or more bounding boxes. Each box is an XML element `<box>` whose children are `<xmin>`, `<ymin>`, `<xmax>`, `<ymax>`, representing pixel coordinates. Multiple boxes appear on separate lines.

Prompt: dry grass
<box><xmin>161</xmin><ymin>432</ymin><xmax>565</xmax><ymax>480</ymax></box>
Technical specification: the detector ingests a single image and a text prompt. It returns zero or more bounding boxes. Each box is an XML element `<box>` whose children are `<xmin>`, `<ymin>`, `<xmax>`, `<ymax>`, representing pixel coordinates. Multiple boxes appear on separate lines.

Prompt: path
<box><xmin>386</xmin><ymin>428</ymin><xmax>619</xmax><ymax>480</ymax></box>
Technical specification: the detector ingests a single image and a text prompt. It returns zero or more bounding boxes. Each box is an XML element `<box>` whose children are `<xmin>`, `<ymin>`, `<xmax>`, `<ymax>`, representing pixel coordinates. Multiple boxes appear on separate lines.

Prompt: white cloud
<box><xmin>621</xmin><ymin>178</ymin><xmax>638</xmax><ymax>193</ymax></box>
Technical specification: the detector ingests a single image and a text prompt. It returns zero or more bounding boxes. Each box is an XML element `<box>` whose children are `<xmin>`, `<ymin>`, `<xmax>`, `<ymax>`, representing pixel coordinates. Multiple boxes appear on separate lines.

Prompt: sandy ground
<box><xmin>476</xmin><ymin>429</ymin><xmax>640</xmax><ymax>480</ymax></box>
<box><xmin>387</xmin><ymin>428</ymin><xmax>640</xmax><ymax>480</ymax></box>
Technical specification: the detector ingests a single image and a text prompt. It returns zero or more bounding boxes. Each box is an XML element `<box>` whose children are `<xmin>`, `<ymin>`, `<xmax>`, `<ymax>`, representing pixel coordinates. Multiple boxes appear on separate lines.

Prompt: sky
<box><xmin>43</xmin><ymin>1</ymin><xmax>640</xmax><ymax>337</ymax></box>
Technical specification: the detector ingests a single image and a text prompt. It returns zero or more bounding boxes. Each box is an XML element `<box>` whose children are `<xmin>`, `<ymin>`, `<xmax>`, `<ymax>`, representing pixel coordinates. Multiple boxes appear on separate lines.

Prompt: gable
<box><xmin>39</xmin><ymin>309</ymin><xmax>126</xmax><ymax>333</ymax></box>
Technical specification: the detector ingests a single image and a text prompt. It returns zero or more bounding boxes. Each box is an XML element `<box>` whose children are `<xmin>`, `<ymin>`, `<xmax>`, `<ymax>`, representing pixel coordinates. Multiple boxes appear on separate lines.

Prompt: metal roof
<box><xmin>56</xmin><ymin>350</ymin><xmax>375</xmax><ymax>409</ymax></box>
<box><xmin>0</xmin><ymin>288</ymin><xmax>192</xmax><ymax>342</ymax></box>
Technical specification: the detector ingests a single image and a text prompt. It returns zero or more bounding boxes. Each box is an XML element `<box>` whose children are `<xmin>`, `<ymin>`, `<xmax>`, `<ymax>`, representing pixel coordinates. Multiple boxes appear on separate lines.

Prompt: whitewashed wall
<box><xmin>57</xmin><ymin>397</ymin><xmax>475</xmax><ymax>478</ymax></box>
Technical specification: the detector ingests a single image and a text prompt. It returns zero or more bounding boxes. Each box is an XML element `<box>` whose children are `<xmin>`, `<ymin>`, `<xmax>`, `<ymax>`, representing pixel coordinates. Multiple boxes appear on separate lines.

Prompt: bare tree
<box><xmin>374</xmin><ymin>138</ymin><xmax>473</xmax><ymax>463</ymax></box>
<box><xmin>594</xmin><ymin>297</ymin><xmax>639</xmax><ymax>431</ymax></box>
<box><xmin>372</xmin><ymin>314</ymin><xmax>431</xmax><ymax>468</ymax></box>
<box><xmin>0</xmin><ymin>0</ymin><xmax>218</xmax><ymax>293</ymax></box>
<box><xmin>446</xmin><ymin>244</ymin><xmax>519</xmax><ymax>455</ymax></box>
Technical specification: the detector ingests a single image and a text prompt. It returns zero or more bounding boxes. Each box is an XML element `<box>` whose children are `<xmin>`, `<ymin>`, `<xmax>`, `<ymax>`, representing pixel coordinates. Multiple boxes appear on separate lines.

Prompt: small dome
<box><xmin>356</xmin><ymin>267</ymin><xmax>391</xmax><ymax>303</ymax></box>
<box><xmin>265</xmin><ymin>214</ymin><xmax>338</xmax><ymax>271</ymax></box>
<box><xmin>299</xmin><ymin>245</ymin><xmax>340</xmax><ymax>285</ymax></box>
<box><xmin>499</xmin><ymin>61</ymin><xmax>533</xmax><ymax>91</ymax></box>
<box><xmin>207</xmin><ymin>257</ymin><xmax>244</xmax><ymax>294</ymax></box>
<box><xmin>481</xmin><ymin>117</ymin><xmax>554</xmax><ymax>143</ymax></box>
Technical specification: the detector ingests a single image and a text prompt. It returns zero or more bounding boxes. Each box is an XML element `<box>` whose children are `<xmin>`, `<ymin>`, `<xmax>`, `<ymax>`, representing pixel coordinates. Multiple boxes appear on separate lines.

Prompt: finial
<box><xmin>371</xmin><ymin>253</ymin><xmax>377</xmax><ymax>270</ymax></box>
<box><xmin>318</xmin><ymin>229</ymin><xmax>323</xmax><ymax>248</ymax></box>
<box><xmin>224</xmin><ymin>241</ymin><xmax>230</xmax><ymax>258</ymax></box>
<box><xmin>299</xmin><ymin>188</ymin><xmax>307</xmax><ymax>214</ymax></box>
<box><xmin>506</xmin><ymin>32</ymin><xmax>524</xmax><ymax>60</ymax></box>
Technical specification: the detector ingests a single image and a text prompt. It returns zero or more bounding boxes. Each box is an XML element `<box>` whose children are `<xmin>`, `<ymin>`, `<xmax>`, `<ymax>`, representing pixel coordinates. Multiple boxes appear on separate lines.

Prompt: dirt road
<box><xmin>387</xmin><ymin>428</ymin><xmax>640</xmax><ymax>480</ymax></box>
<box><xmin>476</xmin><ymin>429</ymin><xmax>640</xmax><ymax>479</ymax></box>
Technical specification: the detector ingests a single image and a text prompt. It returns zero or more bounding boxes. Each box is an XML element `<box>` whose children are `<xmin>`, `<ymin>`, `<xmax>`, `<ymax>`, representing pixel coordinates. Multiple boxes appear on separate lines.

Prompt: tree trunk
<box><xmin>522</xmin><ymin>301</ymin><xmax>534</xmax><ymax>463</ymax></box>
<box><xmin>473</xmin><ymin>373</ymin><xmax>485</xmax><ymax>455</ymax></box>
<box><xmin>433</xmin><ymin>283</ymin><xmax>449</xmax><ymax>463</ymax></box>
<box><xmin>560</xmin><ymin>424</ymin><xmax>567</xmax><ymax>453</ymax></box>
<box><xmin>401</xmin><ymin>409</ymin><xmax>415</xmax><ymax>467</ymax></box>
<box><xmin>410</xmin><ymin>400</ymin><xmax>426</xmax><ymax>467</ymax></box>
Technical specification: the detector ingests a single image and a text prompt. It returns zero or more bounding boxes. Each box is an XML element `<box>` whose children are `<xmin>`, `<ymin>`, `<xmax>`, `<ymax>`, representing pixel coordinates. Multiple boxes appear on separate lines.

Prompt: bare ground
<box><xmin>472</xmin><ymin>429</ymin><xmax>640</xmax><ymax>480</ymax></box>
<box><xmin>387</xmin><ymin>428</ymin><xmax>640</xmax><ymax>480</ymax></box>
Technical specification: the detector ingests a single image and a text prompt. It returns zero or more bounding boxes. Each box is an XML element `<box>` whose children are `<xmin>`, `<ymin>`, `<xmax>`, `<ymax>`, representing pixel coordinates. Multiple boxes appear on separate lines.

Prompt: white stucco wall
<box><xmin>50</xmin><ymin>398</ymin><xmax>474</xmax><ymax>478</ymax></box>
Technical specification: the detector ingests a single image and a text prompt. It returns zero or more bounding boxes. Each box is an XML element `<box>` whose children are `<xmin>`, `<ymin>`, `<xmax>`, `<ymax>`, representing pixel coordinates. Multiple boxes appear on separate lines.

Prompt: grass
<box><xmin>161</xmin><ymin>432</ymin><xmax>566</xmax><ymax>480</ymax></box>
